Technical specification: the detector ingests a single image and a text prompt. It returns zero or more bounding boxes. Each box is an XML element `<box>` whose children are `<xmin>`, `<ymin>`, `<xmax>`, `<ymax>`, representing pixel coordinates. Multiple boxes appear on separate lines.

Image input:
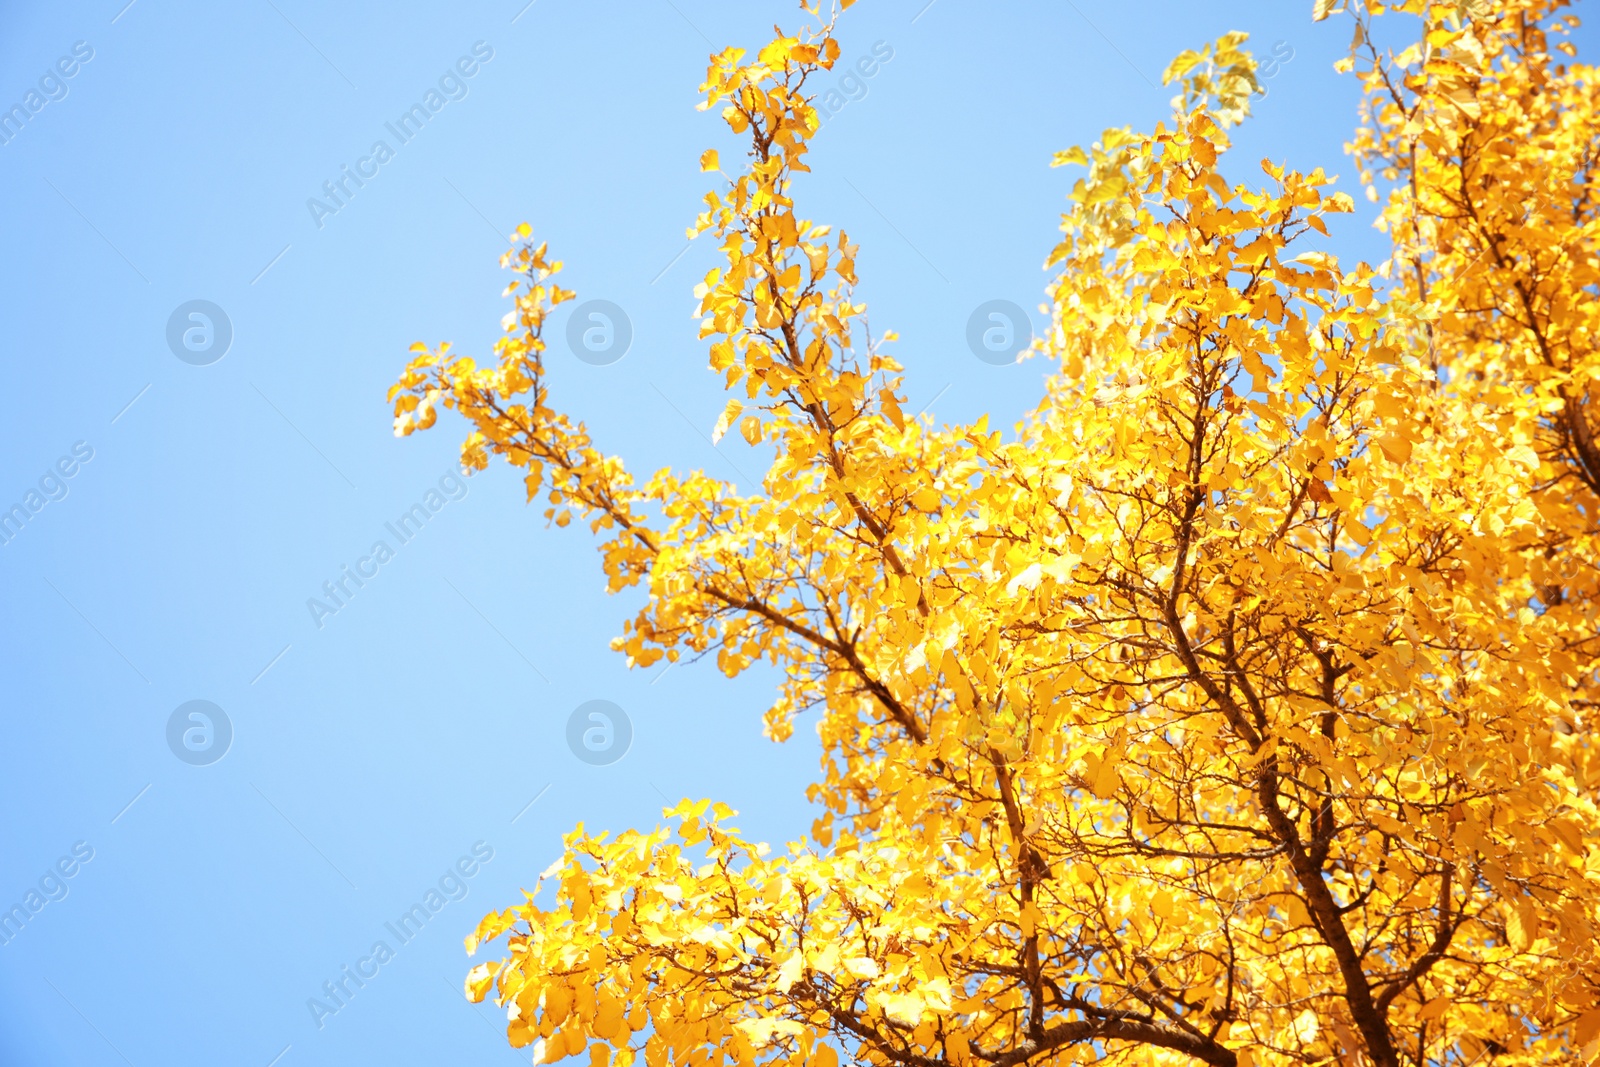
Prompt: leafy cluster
<box><xmin>390</xmin><ymin>3</ymin><xmax>1600</xmax><ymax>1067</ymax></box>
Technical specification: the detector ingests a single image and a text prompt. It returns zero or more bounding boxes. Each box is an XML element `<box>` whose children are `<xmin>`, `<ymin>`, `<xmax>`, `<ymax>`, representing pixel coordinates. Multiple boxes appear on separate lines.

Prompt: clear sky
<box><xmin>2</xmin><ymin>1</ymin><xmax>1589</xmax><ymax>1064</ymax></box>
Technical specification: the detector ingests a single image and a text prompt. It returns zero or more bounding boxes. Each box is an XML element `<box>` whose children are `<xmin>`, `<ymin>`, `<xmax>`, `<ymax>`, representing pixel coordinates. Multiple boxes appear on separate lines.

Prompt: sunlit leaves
<box><xmin>393</xmin><ymin>3</ymin><xmax>1600</xmax><ymax>1067</ymax></box>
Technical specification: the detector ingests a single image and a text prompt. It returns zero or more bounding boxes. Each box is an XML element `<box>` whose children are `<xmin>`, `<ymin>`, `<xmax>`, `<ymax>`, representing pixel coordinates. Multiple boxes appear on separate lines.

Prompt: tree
<box><xmin>389</xmin><ymin>2</ymin><xmax>1600</xmax><ymax>1065</ymax></box>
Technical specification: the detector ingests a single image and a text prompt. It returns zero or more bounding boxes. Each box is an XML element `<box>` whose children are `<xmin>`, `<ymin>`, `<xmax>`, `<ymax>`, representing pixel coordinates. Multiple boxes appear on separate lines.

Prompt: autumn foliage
<box><xmin>389</xmin><ymin>2</ymin><xmax>1600</xmax><ymax>1066</ymax></box>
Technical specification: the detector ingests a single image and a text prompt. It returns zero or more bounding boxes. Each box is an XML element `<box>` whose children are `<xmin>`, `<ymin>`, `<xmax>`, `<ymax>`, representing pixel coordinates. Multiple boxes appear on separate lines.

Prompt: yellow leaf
<box><xmin>1507</xmin><ymin>898</ymin><xmax>1536</xmax><ymax>952</ymax></box>
<box><xmin>546</xmin><ymin>984</ymin><xmax>572</xmax><ymax>1026</ymax></box>
<box><xmin>1291</xmin><ymin>250</ymin><xmax>1338</xmax><ymax>269</ymax></box>
<box><xmin>1005</xmin><ymin>562</ymin><xmax>1043</xmax><ymax>596</ymax></box>
<box><xmin>843</xmin><ymin>956</ymin><xmax>880</xmax><ymax>979</ymax></box>
<box><xmin>1163</xmin><ymin>49</ymin><xmax>1205</xmax><ymax>85</ymax></box>
<box><xmin>1052</xmin><ymin>146</ymin><xmax>1089</xmax><ymax>168</ymax></box>
<box><xmin>593</xmin><ymin>995</ymin><xmax>624</xmax><ymax>1041</ymax></box>
<box><xmin>712</xmin><ymin>399</ymin><xmax>743</xmax><ymax>444</ymax></box>
<box><xmin>465</xmin><ymin>961</ymin><xmax>500</xmax><ymax>1002</ymax></box>
<box><xmin>775</xmin><ymin>951</ymin><xmax>804</xmax><ymax>992</ymax></box>
<box><xmin>1378</xmin><ymin>434</ymin><xmax>1412</xmax><ymax>464</ymax></box>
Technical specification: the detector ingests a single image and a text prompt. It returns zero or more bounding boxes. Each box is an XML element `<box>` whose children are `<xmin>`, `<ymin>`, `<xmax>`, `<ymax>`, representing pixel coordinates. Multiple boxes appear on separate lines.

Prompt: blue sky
<box><xmin>2</xmin><ymin>1</ymin><xmax>1588</xmax><ymax>1064</ymax></box>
